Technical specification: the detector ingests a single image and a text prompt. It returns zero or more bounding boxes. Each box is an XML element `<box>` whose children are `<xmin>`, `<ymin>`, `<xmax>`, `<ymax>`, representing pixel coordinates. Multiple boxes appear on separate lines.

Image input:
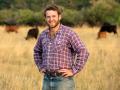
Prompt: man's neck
<box><xmin>49</xmin><ymin>23</ymin><xmax>61</xmax><ymax>33</ymax></box>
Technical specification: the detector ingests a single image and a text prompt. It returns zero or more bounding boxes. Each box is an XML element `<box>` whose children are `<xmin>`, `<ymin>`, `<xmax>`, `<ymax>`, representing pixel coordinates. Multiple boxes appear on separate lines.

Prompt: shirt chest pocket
<box><xmin>42</xmin><ymin>39</ymin><xmax>59</xmax><ymax>52</ymax></box>
<box><xmin>54</xmin><ymin>41</ymin><xmax>66</xmax><ymax>53</ymax></box>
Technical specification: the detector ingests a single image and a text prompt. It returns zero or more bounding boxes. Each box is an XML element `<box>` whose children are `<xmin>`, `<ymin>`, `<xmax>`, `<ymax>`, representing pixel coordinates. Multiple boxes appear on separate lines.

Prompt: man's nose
<box><xmin>48</xmin><ymin>17</ymin><xmax>54</xmax><ymax>23</ymax></box>
<box><xmin>49</xmin><ymin>17</ymin><xmax>53</xmax><ymax>21</ymax></box>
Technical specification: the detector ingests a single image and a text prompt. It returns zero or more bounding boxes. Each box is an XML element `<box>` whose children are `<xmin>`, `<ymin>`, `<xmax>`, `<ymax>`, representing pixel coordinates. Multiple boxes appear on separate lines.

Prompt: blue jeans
<box><xmin>42</xmin><ymin>75</ymin><xmax>75</xmax><ymax>90</ymax></box>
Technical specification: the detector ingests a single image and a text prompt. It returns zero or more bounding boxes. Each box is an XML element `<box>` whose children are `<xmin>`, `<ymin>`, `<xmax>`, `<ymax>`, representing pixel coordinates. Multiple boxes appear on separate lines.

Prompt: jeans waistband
<box><xmin>45</xmin><ymin>70</ymin><xmax>62</xmax><ymax>77</ymax></box>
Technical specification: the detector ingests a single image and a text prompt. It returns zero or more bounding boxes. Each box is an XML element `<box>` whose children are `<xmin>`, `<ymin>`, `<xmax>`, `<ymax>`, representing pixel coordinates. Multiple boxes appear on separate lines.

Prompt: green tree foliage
<box><xmin>0</xmin><ymin>9</ymin><xmax>17</xmax><ymax>25</ymax></box>
<box><xmin>61</xmin><ymin>8</ymin><xmax>81</xmax><ymax>26</ymax></box>
<box><xmin>0</xmin><ymin>0</ymin><xmax>120</xmax><ymax>26</ymax></box>
<box><xmin>0</xmin><ymin>0</ymin><xmax>14</xmax><ymax>9</ymax></box>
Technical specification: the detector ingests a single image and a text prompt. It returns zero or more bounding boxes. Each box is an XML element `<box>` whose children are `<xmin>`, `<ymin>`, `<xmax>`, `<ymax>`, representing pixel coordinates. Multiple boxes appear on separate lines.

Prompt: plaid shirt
<box><xmin>34</xmin><ymin>24</ymin><xmax>89</xmax><ymax>74</ymax></box>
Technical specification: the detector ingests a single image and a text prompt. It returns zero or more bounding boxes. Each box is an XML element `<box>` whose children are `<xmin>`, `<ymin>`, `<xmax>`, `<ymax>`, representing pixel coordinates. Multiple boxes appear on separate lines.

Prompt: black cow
<box><xmin>100</xmin><ymin>22</ymin><xmax>117</xmax><ymax>34</ymax></box>
<box><xmin>97</xmin><ymin>22</ymin><xmax>118</xmax><ymax>39</ymax></box>
<box><xmin>25</xmin><ymin>27</ymin><xmax>39</xmax><ymax>40</ymax></box>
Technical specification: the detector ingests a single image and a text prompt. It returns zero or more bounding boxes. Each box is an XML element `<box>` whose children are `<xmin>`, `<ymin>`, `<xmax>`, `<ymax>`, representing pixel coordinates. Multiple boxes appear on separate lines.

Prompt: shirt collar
<box><xmin>44</xmin><ymin>24</ymin><xmax>64</xmax><ymax>35</ymax></box>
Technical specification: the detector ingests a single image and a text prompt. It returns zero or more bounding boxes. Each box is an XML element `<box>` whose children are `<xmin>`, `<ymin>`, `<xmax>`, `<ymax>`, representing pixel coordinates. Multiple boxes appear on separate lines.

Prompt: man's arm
<box><xmin>70</xmin><ymin>31</ymin><xmax>89</xmax><ymax>75</ymax></box>
<box><xmin>34</xmin><ymin>36</ymin><xmax>44</xmax><ymax>72</ymax></box>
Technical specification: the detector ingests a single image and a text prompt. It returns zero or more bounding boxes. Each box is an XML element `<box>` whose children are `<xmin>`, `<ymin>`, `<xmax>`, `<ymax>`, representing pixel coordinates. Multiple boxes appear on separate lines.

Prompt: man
<box><xmin>34</xmin><ymin>5</ymin><xmax>89</xmax><ymax>90</ymax></box>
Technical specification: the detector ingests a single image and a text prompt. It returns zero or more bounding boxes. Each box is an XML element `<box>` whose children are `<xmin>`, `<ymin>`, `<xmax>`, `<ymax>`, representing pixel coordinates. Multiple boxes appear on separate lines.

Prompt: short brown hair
<box><xmin>43</xmin><ymin>4</ymin><xmax>63</xmax><ymax>17</ymax></box>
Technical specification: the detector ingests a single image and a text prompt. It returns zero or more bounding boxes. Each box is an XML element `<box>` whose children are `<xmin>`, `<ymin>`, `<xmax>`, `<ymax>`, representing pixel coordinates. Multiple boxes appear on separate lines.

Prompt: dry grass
<box><xmin>0</xmin><ymin>25</ymin><xmax>120</xmax><ymax>90</ymax></box>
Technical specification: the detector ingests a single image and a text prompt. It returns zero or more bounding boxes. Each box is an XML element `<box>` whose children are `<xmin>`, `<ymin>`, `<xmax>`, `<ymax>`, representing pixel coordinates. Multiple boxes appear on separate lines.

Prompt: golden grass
<box><xmin>0</xmin><ymin>25</ymin><xmax>120</xmax><ymax>90</ymax></box>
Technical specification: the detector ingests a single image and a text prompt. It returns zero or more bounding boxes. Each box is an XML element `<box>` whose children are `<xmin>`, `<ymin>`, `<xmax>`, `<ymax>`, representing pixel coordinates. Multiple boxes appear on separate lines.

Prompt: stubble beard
<box><xmin>48</xmin><ymin>20</ymin><xmax>60</xmax><ymax>29</ymax></box>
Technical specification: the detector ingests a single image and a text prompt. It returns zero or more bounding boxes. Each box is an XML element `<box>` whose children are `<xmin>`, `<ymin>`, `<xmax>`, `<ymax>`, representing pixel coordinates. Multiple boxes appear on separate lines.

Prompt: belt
<box><xmin>45</xmin><ymin>70</ymin><xmax>62</xmax><ymax>77</ymax></box>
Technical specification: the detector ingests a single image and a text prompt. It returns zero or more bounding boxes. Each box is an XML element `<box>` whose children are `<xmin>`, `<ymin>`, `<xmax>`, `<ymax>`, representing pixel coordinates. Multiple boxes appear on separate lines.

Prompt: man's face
<box><xmin>45</xmin><ymin>10</ymin><xmax>61</xmax><ymax>28</ymax></box>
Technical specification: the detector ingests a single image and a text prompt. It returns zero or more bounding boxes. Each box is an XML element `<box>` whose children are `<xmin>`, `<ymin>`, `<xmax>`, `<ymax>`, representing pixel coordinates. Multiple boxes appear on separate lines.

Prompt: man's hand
<box><xmin>39</xmin><ymin>69</ymin><xmax>46</xmax><ymax>74</ymax></box>
<box><xmin>58</xmin><ymin>69</ymin><xmax>74</xmax><ymax>77</ymax></box>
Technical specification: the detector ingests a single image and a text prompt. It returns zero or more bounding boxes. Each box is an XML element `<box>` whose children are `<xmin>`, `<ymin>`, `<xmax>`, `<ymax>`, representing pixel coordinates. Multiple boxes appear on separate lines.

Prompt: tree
<box><xmin>0</xmin><ymin>0</ymin><xmax>14</xmax><ymax>9</ymax></box>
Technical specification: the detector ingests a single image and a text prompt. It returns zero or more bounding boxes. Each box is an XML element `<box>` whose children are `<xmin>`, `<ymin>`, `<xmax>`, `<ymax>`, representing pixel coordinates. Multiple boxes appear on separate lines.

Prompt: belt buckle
<box><xmin>54</xmin><ymin>72</ymin><xmax>61</xmax><ymax>77</ymax></box>
<box><xmin>51</xmin><ymin>71</ymin><xmax>57</xmax><ymax>77</ymax></box>
<box><xmin>45</xmin><ymin>70</ymin><xmax>62</xmax><ymax>77</ymax></box>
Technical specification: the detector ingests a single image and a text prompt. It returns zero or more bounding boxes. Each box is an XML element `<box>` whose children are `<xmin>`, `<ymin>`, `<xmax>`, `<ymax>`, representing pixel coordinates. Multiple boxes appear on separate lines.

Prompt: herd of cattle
<box><xmin>4</xmin><ymin>22</ymin><xmax>119</xmax><ymax>40</ymax></box>
<box><xmin>5</xmin><ymin>25</ymin><xmax>39</xmax><ymax>40</ymax></box>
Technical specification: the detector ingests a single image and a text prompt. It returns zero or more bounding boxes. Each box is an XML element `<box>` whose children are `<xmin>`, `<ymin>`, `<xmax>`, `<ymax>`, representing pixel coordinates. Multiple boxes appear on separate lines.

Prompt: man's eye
<box><xmin>46</xmin><ymin>16</ymin><xmax>50</xmax><ymax>18</ymax></box>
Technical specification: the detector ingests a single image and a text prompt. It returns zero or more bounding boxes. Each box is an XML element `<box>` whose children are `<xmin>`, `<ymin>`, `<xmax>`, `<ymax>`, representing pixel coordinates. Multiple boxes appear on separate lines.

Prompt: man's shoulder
<box><xmin>62</xmin><ymin>24</ymin><xmax>71</xmax><ymax>30</ymax></box>
<box><xmin>61</xmin><ymin>25</ymin><xmax>76</xmax><ymax>35</ymax></box>
<box><xmin>37</xmin><ymin>28</ymin><xmax>48</xmax><ymax>39</ymax></box>
<box><xmin>40</xmin><ymin>28</ymin><xmax>48</xmax><ymax>35</ymax></box>
<box><xmin>61</xmin><ymin>24</ymin><xmax>74</xmax><ymax>33</ymax></box>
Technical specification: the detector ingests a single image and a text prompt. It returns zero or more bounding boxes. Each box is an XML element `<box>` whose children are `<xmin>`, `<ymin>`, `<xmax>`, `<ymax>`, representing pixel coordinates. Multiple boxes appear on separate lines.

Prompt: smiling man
<box><xmin>34</xmin><ymin>4</ymin><xmax>89</xmax><ymax>90</ymax></box>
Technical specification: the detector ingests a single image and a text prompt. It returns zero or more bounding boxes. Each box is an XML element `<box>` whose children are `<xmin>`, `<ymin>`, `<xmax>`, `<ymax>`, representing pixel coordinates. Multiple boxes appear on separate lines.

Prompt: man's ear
<box><xmin>59</xmin><ymin>15</ymin><xmax>62</xmax><ymax>21</ymax></box>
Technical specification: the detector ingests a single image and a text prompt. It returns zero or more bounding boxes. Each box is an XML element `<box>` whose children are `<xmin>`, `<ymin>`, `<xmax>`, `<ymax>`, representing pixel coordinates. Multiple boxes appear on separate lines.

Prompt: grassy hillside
<box><xmin>0</xmin><ymin>25</ymin><xmax>120</xmax><ymax>90</ymax></box>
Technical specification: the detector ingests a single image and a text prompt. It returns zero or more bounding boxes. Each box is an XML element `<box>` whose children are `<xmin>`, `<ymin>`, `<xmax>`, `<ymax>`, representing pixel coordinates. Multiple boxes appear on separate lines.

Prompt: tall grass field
<box><xmin>0</xmin><ymin>25</ymin><xmax>120</xmax><ymax>90</ymax></box>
